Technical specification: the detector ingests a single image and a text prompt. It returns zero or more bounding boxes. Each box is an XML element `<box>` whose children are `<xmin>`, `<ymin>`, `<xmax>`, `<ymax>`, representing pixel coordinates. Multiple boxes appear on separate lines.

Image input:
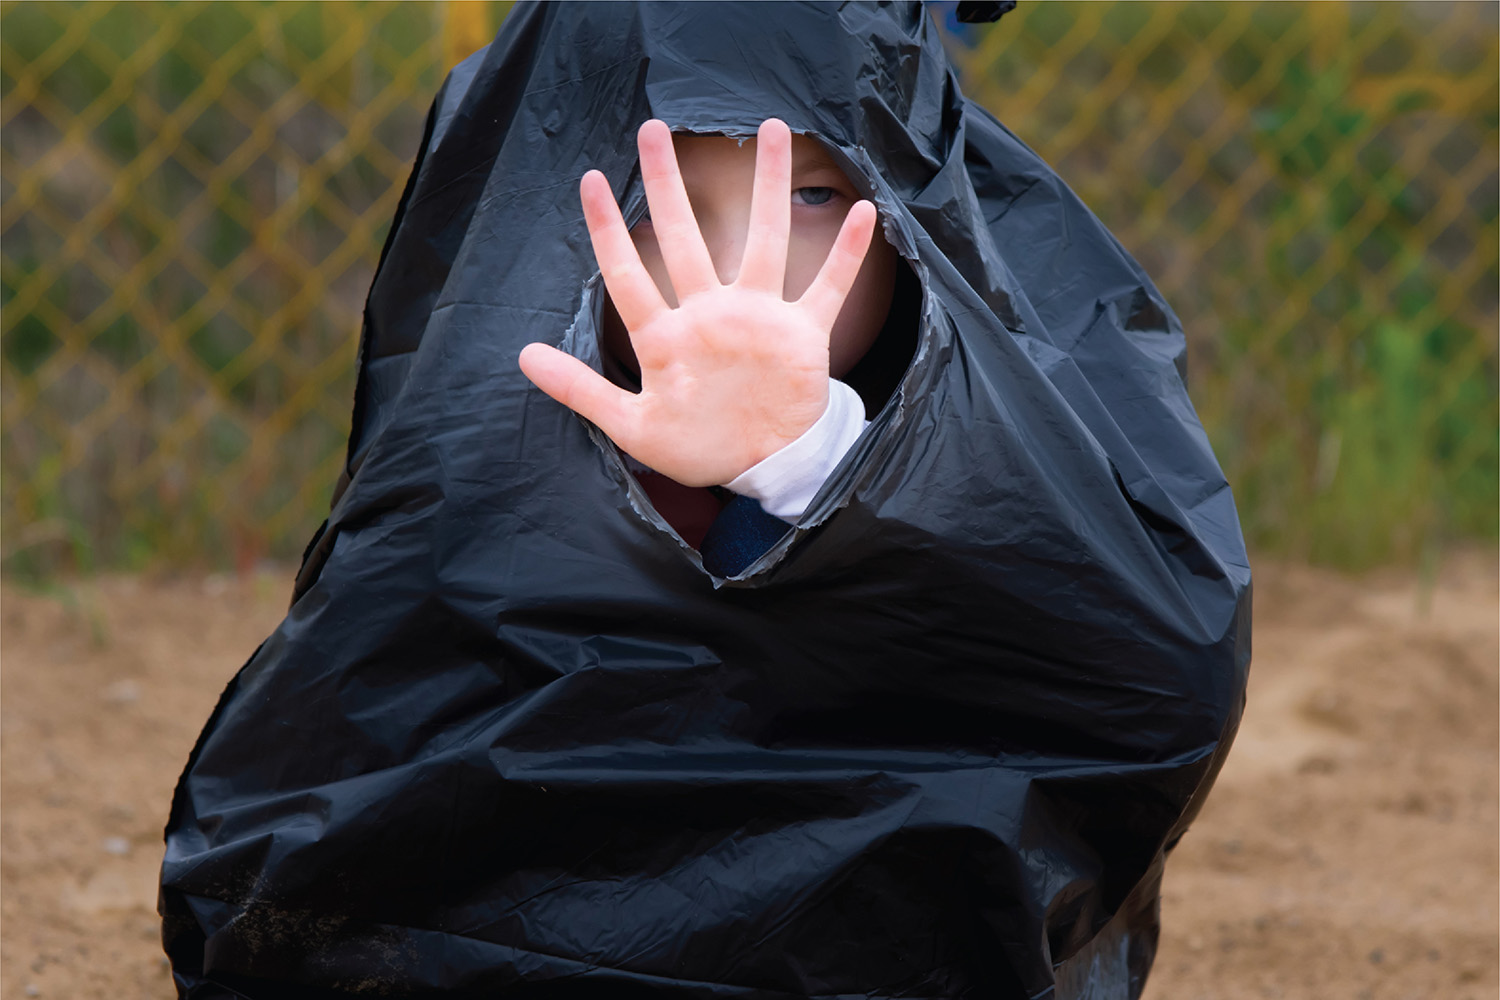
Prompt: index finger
<box><xmin>581</xmin><ymin>169</ymin><xmax>668</xmax><ymax>331</ymax></box>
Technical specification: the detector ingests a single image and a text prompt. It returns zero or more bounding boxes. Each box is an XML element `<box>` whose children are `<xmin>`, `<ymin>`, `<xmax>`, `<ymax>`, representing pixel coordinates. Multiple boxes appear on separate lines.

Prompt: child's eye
<box><xmin>792</xmin><ymin>187</ymin><xmax>836</xmax><ymax>206</ymax></box>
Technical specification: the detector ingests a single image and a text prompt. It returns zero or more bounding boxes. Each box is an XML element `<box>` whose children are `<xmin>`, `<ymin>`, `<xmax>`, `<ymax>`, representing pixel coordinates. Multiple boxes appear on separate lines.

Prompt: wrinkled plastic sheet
<box><xmin>161</xmin><ymin>3</ymin><xmax>1251</xmax><ymax>997</ymax></box>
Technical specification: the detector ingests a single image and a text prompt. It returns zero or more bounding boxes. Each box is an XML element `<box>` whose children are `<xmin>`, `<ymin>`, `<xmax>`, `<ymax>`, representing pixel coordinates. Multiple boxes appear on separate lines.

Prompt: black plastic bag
<box><xmin>161</xmin><ymin>3</ymin><xmax>1251</xmax><ymax>997</ymax></box>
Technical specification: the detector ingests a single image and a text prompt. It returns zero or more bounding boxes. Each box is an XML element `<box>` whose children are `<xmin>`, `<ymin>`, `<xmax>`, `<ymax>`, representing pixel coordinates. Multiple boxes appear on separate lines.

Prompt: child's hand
<box><xmin>519</xmin><ymin>118</ymin><xmax>877</xmax><ymax>488</ymax></box>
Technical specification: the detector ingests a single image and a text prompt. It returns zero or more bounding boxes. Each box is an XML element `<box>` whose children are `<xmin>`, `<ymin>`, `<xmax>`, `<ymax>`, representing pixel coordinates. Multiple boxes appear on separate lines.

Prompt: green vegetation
<box><xmin>959</xmin><ymin>2</ymin><xmax>1497</xmax><ymax>570</ymax></box>
<box><xmin>2</xmin><ymin>2</ymin><xmax>1495</xmax><ymax>577</ymax></box>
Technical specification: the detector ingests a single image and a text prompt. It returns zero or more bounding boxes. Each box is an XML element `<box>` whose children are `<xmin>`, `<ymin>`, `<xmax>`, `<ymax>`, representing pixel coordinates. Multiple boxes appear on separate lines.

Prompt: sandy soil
<box><xmin>2</xmin><ymin>553</ymin><xmax>1496</xmax><ymax>998</ymax></box>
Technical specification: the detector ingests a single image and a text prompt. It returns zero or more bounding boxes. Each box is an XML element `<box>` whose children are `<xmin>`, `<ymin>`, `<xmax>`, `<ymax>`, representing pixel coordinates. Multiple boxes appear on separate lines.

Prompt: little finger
<box><xmin>796</xmin><ymin>200</ymin><xmax>878</xmax><ymax>332</ymax></box>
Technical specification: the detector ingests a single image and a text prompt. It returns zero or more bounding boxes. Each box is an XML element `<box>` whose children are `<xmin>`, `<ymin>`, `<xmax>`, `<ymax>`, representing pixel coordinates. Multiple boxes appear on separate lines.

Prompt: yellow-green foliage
<box><xmin>953</xmin><ymin>2</ymin><xmax>1497</xmax><ymax>569</ymax></box>
<box><xmin>2</xmin><ymin>2</ymin><xmax>1494</xmax><ymax>576</ymax></box>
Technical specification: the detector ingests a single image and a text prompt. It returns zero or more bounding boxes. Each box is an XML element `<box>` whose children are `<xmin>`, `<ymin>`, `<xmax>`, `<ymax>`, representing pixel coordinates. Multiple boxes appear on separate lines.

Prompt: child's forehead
<box><xmin>670</xmin><ymin>129</ymin><xmax>842</xmax><ymax>170</ymax></box>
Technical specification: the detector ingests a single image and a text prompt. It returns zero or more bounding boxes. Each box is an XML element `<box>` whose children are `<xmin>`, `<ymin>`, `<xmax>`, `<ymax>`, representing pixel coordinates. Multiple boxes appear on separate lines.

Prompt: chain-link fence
<box><xmin>3</xmin><ymin>1</ymin><xmax>1495</xmax><ymax>576</ymax></box>
<box><xmin>958</xmin><ymin>2</ymin><xmax>1498</xmax><ymax>568</ymax></box>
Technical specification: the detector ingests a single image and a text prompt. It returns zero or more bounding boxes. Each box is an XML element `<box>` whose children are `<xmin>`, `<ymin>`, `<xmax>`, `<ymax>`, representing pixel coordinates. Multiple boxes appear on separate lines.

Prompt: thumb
<box><xmin>519</xmin><ymin>343</ymin><xmax>637</xmax><ymax>447</ymax></box>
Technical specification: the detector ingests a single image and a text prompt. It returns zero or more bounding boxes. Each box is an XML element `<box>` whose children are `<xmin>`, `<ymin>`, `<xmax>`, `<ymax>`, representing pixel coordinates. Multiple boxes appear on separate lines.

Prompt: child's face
<box><xmin>604</xmin><ymin>131</ymin><xmax>899</xmax><ymax>378</ymax></box>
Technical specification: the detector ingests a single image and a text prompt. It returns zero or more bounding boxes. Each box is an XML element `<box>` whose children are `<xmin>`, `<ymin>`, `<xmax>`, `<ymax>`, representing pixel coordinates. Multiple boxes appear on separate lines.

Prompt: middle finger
<box><xmin>637</xmin><ymin>120</ymin><xmax>720</xmax><ymax>299</ymax></box>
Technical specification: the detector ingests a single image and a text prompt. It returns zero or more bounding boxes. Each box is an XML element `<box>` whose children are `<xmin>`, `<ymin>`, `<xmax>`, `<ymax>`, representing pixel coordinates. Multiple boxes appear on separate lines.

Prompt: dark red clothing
<box><xmin>634</xmin><ymin>470</ymin><xmax>727</xmax><ymax>549</ymax></box>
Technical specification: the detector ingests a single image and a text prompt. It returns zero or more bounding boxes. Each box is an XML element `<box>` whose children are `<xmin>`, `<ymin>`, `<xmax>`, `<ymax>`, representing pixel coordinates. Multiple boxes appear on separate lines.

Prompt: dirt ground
<box><xmin>1</xmin><ymin>553</ymin><xmax>1496</xmax><ymax>998</ymax></box>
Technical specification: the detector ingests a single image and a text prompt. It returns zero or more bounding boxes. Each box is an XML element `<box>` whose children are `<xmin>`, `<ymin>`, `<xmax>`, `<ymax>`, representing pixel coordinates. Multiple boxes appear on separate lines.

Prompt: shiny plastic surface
<box><xmin>161</xmin><ymin>4</ymin><xmax>1252</xmax><ymax>997</ymax></box>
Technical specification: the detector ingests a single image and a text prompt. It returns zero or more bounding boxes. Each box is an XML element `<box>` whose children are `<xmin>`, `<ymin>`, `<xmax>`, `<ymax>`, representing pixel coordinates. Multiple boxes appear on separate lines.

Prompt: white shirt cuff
<box><xmin>725</xmin><ymin>378</ymin><xmax>869</xmax><ymax>523</ymax></box>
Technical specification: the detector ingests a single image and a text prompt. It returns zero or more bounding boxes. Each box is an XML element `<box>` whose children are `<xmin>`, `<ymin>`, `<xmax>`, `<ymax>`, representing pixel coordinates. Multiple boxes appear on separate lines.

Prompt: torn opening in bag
<box><xmin>163</xmin><ymin>4</ymin><xmax>1252</xmax><ymax>997</ymax></box>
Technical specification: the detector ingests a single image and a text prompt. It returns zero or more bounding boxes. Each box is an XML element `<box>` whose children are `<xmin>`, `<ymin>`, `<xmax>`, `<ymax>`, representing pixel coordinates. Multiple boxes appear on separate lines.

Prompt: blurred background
<box><xmin>2</xmin><ymin>0</ymin><xmax>1495</xmax><ymax>578</ymax></box>
<box><xmin>1</xmin><ymin>4</ymin><xmax>1497</xmax><ymax>999</ymax></box>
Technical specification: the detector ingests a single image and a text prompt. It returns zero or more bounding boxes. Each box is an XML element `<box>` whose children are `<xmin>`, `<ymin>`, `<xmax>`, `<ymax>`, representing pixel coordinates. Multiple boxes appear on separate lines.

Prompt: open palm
<box><xmin>519</xmin><ymin>118</ymin><xmax>877</xmax><ymax>488</ymax></box>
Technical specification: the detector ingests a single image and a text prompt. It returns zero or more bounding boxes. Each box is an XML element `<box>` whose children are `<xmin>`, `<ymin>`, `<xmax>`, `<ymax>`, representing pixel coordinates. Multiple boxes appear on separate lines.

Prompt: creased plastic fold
<box><xmin>162</xmin><ymin>4</ymin><xmax>1251</xmax><ymax>998</ymax></box>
